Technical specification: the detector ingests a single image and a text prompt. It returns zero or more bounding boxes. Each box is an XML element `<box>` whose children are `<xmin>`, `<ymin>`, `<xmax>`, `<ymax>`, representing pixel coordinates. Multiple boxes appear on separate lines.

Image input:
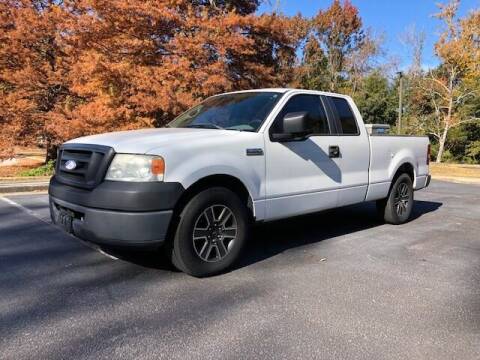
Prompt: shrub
<box><xmin>20</xmin><ymin>160</ymin><xmax>56</xmax><ymax>177</ymax></box>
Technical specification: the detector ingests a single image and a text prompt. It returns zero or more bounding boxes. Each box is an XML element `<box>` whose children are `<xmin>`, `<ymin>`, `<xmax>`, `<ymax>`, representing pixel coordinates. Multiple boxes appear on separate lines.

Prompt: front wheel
<box><xmin>376</xmin><ymin>173</ymin><xmax>414</xmax><ymax>225</ymax></box>
<box><xmin>168</xmin><ymin>187</ymin><xmax>249</xmax><ymax>277</ymax></box>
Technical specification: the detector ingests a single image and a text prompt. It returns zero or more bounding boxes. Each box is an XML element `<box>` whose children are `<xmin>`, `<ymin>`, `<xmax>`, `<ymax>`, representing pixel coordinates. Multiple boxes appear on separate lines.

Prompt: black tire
<box><xmin>376</xmin><ymin>173</ymin><xmax>414</xmax><ymax>225</ymax></box>
<box><xmin>169</xmin><ymin>187</ymin><xmax>249</xmax><ymax>277</ymax></box>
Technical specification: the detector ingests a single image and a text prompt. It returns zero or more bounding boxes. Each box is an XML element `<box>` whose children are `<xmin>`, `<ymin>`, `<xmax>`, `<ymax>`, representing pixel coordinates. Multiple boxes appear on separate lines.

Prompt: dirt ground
<box><xmin>430</xmin><ymin>163</ymin><xmax>480</xmax><ymax>181</ymax></box>
<box><xmin>0</xmin><ymin>148</ymin><xmax>45</xmax><ymax>177</ymax></box>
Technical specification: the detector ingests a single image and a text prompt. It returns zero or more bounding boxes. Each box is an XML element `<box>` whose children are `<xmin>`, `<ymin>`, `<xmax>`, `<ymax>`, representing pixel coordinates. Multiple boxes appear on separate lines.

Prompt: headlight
<box><xmin>105</xmin><ymin>154</ymin><xmax>165</xmax><ymax>182</ymax></box>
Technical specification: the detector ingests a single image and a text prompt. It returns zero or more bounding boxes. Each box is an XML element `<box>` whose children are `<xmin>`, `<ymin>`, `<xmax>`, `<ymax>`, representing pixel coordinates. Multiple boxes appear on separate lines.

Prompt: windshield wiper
<box><xmin>224</xmin><ymin>127</ymin><xmax>255</xmax><ymax>132</ymax></box>
<box><xmin>185</xmin><ymin>123</ymin><xmax>224</xmax><ymax>130</ymax></box>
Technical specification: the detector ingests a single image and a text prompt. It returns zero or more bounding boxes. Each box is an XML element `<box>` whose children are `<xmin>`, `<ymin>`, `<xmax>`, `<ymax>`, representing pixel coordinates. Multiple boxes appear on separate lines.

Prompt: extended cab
<box><xmin>49</xmin><ymin>89</ymin><xmax>431</xmax><ymax>276</ymax></box>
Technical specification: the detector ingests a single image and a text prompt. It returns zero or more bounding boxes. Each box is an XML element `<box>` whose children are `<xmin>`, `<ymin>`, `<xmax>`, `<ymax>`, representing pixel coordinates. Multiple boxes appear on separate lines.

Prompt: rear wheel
<box><xmin>376</xmin><ymin>173</ymin><xmax>414</xmax><ymax>225</ymax></box>
<box><xmin>169</xmin><ymin>187</ymin><xmax>249</xmax><ymax>277</ymax></box>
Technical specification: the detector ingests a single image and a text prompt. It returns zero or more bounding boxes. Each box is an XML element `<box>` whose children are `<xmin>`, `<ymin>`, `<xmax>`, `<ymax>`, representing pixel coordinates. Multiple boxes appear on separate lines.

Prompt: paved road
<box><xmin>1</xmin><ymin>181</ymin><xmax>479</xmax><ymax>359</ymax></box>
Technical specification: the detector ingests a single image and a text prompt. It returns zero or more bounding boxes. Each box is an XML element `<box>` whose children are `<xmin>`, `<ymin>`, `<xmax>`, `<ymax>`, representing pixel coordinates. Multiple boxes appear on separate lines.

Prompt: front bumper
<box><xmin>49</xmin><ymin>176</ymin><xmax>184</xmax><ymax>248</ymax></box>
<box><xmin>50</xmin><ymin>196</ymin><xmax>173</xmax><ymax>247</ymax></box>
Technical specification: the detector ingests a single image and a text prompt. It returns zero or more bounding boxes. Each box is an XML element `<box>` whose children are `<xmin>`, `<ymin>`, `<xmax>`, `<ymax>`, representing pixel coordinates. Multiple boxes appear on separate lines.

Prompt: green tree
<box><xmin>445</xmin><ymin>122</ymin><xmax>480</xmax><ymax>163</ymax></box>
<box><xmin>353</xmin><ymin>71</ymin><xmax>396</xmax><ymax>125</ymax></box>
<box><xmin>466</xmin><ymin>140</ymin><xmax>480</xmax><ymax>163</ymax></box>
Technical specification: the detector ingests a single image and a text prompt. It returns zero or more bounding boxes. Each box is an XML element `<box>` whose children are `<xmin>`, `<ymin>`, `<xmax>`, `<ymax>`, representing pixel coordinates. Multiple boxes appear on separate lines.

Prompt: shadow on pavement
<box><xmin>99</xmin><ymin>245</ymin><xmax>176</xmax><ymax>271</ymax></box>
<box><xmin>104</xmin><ymin>200</ymin><xmax>442</xmax><ymax>273</ymax></box>
<box><xmin>234</xmin><ymin>199</ymin><xmax>442</xmax><ymax>271</ymax></box>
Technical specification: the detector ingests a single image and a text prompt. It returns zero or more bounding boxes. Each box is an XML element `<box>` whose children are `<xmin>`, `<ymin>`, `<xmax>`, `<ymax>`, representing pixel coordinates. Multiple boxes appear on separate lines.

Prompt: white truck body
<box><xmin>50</xmin><ymin>88</ymin><xmax>430</xmax><ymax>275</ymax></box>
<box><xmin>68</xmin><ymin>89</ymin><xmax>430</xmax><ymax>222</ymax></box>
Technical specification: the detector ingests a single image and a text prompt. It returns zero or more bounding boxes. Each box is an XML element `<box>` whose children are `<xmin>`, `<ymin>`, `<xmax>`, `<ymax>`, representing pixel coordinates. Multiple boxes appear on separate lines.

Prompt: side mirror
<box><xmin>272</xmin><ymin>111</ymin><xmax>313</xmax><ymax>141</ymax></box>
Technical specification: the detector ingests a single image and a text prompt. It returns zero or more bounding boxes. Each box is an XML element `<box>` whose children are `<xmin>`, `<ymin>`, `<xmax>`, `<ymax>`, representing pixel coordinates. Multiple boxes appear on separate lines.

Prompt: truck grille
<box><xmin>56</xmin><ymin>144</ymin><xmax>115</xmax><ymax>189</ymax></box>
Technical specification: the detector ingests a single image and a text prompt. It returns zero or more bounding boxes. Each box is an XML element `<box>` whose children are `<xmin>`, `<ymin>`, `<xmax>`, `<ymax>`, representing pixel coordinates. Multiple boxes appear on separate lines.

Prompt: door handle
<box><xmin>329</xmin><ymin>145</ymin><xmax>340</xmax><ymax>158</ymax></box>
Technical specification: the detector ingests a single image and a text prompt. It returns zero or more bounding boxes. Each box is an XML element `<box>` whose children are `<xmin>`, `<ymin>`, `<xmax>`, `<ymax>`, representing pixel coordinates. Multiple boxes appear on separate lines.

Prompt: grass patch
<box><xmin>19</xmin><ymin>160</ymin><xmax>55</xmax><ymax>177</ymax></box>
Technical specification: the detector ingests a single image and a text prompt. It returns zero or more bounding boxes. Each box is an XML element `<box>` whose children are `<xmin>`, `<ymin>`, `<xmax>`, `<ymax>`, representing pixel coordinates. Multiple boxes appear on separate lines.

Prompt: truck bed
<box><xmin>366</xmin><ymin>134</ymin><xmax>430</xmax><ymax>201</ymax></box>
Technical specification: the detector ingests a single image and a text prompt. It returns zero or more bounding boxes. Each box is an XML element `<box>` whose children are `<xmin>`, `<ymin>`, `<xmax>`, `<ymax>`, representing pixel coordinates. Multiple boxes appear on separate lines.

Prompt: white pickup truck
<box><xmin>49</xmin><ymin>89</ymin><xmax>430</xmax><ymax>276</ymax></box>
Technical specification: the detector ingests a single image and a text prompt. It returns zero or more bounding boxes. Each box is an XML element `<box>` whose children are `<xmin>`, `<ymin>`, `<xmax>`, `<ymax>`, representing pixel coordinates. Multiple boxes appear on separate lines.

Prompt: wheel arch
<box><xmin>386</xmin><ymin>162</ymin><xmax>415</xmax><ymax>198</ymax></box>
<box><xmin>173</xmin><ymin>174</ymin><xmax>255</xmax><ymax>222</ymax></box>
<box><xmin>393</xmin><ymin>162</ymin><xmax>415</xmax><ymax>183</ymax></box>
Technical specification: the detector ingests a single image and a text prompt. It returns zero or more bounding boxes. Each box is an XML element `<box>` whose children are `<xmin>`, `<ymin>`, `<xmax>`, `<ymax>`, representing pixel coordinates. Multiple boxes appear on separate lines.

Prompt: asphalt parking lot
<box><xmin>1</xmin><ymin>180</ymin><xmax>479</xmax><ymax>360</ymax></box>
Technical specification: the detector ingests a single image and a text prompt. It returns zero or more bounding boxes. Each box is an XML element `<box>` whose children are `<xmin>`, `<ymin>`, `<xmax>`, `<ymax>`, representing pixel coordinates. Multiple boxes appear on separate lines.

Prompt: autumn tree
<box><xmin>422</xmin><ymin>1</ymin><xmax>480</xmax><ymax>162</ymax></box>
<box><xmin>345</xmin><ymin>29</ymin><xmax>384</xmax><ymax>95</ymax></box>
<box><xmin>0</xmin><ymin>0</ymin><xmax>71</xmax><ymax>161</ymax></box>
<box><xmin>400</xmin><ymin>24</ymin><xmax>426</xmax><ymax>77</ymax></box>
<box><xmin>297</xmin><ymin>0</ymin><xmax>371</xmax><ymax>93</ymax></box>
<box><xmin>296</xmin><ymin>34</ymin><xmax>329</xmax><ymax>90</ymax></box>
<box><xmin>311</xmin><ymin>0</ymin><xmax>364</xmax><ymax>92</ymax></box>
<box><xmin>0</xmin><ymin>0</ymin><xmax>306</xmax><ymax>162</ymax></box>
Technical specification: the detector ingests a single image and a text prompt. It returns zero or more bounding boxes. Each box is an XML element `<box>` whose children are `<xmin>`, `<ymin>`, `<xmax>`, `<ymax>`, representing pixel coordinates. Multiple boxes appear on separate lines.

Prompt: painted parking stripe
<box><xmin>0</xmin><ymin>196</ymin><xmax>119</xmax><ymax>260</ymax></box>
<box><xmin>0</xmin><ymin>196</ymin><xmax>51</xmax><ymax>224</ymax></box>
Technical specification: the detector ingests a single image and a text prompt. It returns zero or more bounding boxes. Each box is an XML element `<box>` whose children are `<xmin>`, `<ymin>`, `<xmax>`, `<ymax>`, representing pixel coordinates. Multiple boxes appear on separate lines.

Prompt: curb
<box><xmin>0</xmin><ymin>181</ymin><xmax>50</xmax><ymax>194</ymax></box>
<box><xmin>0</xmin><ymin>176</ymin><xmax>51</xmax><ymax>182</ymax></box>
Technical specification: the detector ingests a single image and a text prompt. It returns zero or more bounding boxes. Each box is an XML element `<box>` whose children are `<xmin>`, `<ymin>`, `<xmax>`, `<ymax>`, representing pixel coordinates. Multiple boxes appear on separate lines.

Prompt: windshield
<box><xmin>168</xmin><ymin>92</ymin><xmax>283</xmax><ymax>132</ymax></box>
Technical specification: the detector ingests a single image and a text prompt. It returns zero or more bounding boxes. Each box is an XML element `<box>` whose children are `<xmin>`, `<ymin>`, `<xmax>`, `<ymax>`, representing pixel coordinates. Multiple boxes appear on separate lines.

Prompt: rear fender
<box><xmin>388</xmin><ymin>149</ymin><xmax>417</xmax><ymax>186</ymax></box>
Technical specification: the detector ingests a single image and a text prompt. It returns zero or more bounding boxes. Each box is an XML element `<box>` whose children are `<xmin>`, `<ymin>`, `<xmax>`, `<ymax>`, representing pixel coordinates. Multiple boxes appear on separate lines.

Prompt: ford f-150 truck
<box><xmin>49</xmin><ymin>89</ymin><xmax>431</xmax><ymax>276</ymax></box>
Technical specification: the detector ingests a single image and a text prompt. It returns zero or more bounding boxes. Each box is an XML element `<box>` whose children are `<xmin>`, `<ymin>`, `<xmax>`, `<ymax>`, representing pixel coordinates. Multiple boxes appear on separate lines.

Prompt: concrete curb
<box><xmin>0</xmin><ymin>180</ymin><xmax>50</xmax><ymax>194</ymax></box>
<box><xmin>0</xmin><ymin>176</ymin><xmax>51</xmax><ymax>194</ymax></box>
<box><xmin>0</xmin><ymin>176</ymin><xmax>51</xmax><ymax>182</ymax></box>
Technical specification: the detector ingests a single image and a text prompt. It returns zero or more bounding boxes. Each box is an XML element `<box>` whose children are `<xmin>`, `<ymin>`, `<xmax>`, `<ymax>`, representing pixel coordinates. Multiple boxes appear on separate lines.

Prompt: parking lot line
<box><xmin>0</xmin><ymin>195</ymin><xmax>51</xmax><ymax>224</ymax></box>
<box><xmin>0</xmin><ymin>195</ymin><xmax>119</xmax><ymax>261</ymax></box>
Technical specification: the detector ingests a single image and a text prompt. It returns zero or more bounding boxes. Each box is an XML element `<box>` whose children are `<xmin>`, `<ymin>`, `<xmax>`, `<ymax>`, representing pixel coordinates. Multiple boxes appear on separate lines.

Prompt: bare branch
<box><xmin>428</xmin><ymin>75</ymin><xmax>450</xmax><ymax>93</ymax></box>
<box><xmin>450</xmin><ymin>117</ymin><xmax>480</xmax><ymax>127</ymax></box>
<box><xmin>455</xmin><ymin>90</ymin><xmax>477</xmax><ymax>104</ymax></box>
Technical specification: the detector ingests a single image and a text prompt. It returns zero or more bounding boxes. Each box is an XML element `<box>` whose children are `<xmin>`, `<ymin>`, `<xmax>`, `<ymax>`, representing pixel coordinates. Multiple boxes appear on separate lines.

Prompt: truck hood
<box><xmin>66</xmin><ymin>128</ymin><xmax>241</xmax><ymax>154</ymax></box>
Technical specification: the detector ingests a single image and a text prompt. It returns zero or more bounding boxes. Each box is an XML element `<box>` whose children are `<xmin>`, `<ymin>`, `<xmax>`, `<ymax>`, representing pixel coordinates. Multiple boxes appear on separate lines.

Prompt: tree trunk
<box><xmin>436</xmin><ymin>125</ymin><xmax>449</xmax><ymax>163</ymax></box>
<box><xmin>436</xmin><ymin>71</ymin><xmax>455</xmax><ymax>163</ymax></box>
<box><xmin>45</xmin><ymin>142</ymin><xmax>58</xmax><ymax>164</ymax></box>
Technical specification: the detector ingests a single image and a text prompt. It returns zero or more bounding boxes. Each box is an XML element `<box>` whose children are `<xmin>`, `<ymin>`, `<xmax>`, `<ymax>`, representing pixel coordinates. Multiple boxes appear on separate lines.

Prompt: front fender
<box><xmin>165</xmin><ymin>151</ymin><xmax>264</xmax><ymax>201</ymax></box>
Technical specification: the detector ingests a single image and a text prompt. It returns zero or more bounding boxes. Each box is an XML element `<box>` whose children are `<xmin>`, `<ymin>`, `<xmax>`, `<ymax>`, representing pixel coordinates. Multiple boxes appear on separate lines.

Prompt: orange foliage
<box><xmin>0</xmin><ymin>0</ymin><xmax>306</xmax><ymax>159</ymax></box>
<box><xmin>312</xmin><ymin>0</ymin><xmax>363</xmax><ymax>91</ymax></box>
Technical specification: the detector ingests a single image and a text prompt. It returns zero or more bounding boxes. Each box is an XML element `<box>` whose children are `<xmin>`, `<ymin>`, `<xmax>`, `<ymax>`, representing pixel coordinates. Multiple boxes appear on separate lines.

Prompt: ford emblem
<box><xmin>65</xmin><ymin>160</ymin><xmax>77</xmax><ymax>170</ymax></box>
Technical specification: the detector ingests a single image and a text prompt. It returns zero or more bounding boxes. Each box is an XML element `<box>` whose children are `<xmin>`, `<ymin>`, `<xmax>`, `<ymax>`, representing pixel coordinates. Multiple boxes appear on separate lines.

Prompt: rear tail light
<box><xmin>427</xmin><ymin>144</ymin><xmax>431</xmax><ymax>165</ymax></box>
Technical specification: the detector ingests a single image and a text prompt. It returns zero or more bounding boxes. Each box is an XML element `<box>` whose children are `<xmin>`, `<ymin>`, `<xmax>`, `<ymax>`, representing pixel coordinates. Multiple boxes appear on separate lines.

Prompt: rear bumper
<box><xmin>414</xmin><ymin>174</ymin><xmax>431</xmax><ymax>190</ymax></box>
<box><xmin>50</xmin><ymin>196</ymin><xmax>173</xmax><ymax>247</ymax></box>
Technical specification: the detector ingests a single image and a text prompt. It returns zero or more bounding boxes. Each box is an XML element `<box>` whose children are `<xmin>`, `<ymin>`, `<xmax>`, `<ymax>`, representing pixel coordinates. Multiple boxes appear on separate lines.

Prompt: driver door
<box><xmin>264</xmin><ymin>94</ymin><xmax>341</xmax><ymax>220</ymax></box>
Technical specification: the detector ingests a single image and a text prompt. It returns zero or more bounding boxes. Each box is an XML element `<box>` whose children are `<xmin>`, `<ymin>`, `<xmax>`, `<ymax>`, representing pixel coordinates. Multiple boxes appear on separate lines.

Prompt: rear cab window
<box><xmin>328</xmin><ymin>97</ymin><xmax>359</xmax><ymax>135</ymax></box>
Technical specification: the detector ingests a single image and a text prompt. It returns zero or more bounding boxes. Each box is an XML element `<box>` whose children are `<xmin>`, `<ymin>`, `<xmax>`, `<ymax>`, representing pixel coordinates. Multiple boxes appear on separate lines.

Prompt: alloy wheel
<box><xmin>394</xmin><ymin>182</ymin><xmax>410</xmax><ymax>216</ymax></box>
<box><xmin>192</xmin><ymin>205</ymin><xmax>237</xmax><ymax>262</ymax></box>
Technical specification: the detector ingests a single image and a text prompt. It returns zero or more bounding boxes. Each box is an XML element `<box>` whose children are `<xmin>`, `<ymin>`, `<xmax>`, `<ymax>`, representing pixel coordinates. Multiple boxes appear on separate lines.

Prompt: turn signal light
<box><xmin>151</xmin><ymin>157</ymin><xmax>165</xmax><ymax>175</ymax></box>
<box><xmin>427</xmin><ymin>144</ymin><xmax>431</xmax><ymax>165</ymax></box>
